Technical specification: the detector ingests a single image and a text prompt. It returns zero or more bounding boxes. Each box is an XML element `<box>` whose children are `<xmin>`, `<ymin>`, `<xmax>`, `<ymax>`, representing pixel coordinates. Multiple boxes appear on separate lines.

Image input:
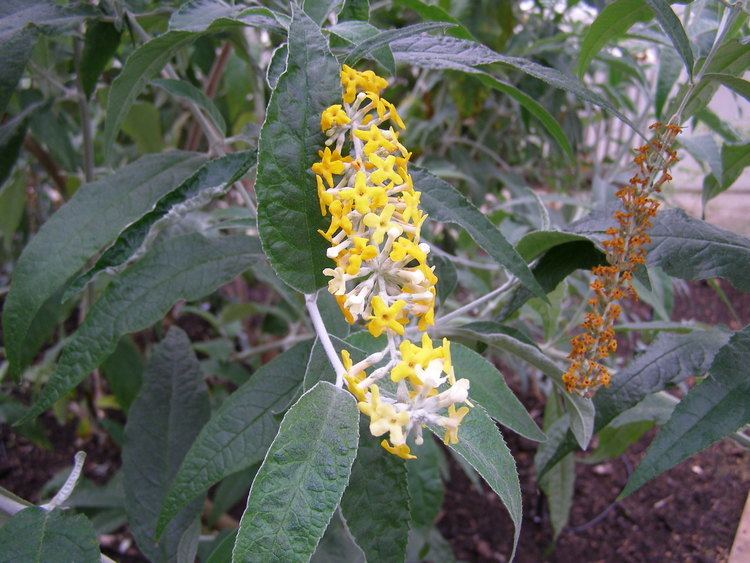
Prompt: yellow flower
<box><xmin>311</xmin><ymin>147</ymin><xmax>349</xmax><ymax>188</ymax></box>
<box><xmin>344</xmin><ymin>236</ymin><xmax>378</xmax><ymax>276</ymax></box>
<box><xmin>443</xmin><ymin>405</ymin><xmax>470</xmax><ymax>445</ymax></box>
<box><xmin>326</xmin><ymin>199</ymin><xmax>354</xmax><ymax>239</ymax></box>
<box><xmin>321</xmin><ymin>104</ymin><xmax>350</xmax><ymax>131</ymax></box>
<box><xmin>357</xmin><ymin>385</ymin><xmax>410</xmax><ymax>445</ymax></box>
<box><xmin>381</xmin><ymin>439</ymin><xmax>416</xmax><ymax>460</ymax></box>
<box><xmin>391</xmin><ymin>339</ymin><xmax>424</xmax><ymax>385</ymax></box>
<box><xmin>335</xmin><ymin>295</ymin><xmax>355</xmax><ymax>324</ymax></box>
<box><xmin>341</xmin><ymin>64</ymin><xmax>388</xmax><ymax>103</ymax></box>
<box><xmin>441</xmin><ymin>337</ymin><xmax>455</xmax><ymax>384</ymax></box>
<box><xmin>389</xmin><ymin>237</ymin><xmax>427</xmax><ymax>265</ymax></box>
<box><xmin>339</xmin><ymin>171</ymin><xmax>387</xmax><ymax>214</ymax></box>
<box><xmin>368</xmin><ymin>153</ymin><xmax>404</xmax><ymax>186</ymax></box>
<box><xmin>342</xmin><ymin>350</ymin><xmax>366</xmax><ymax>401</ymax></box>
<box><xmin>354</xmin><ymin>125</ymin><xmax>398</xmax><ymax>155</ymax></box>
<box><xmin>400</xmin><ymin>190</ymin><xmax>421</xmax><ymax>223</ymax></box>
<box><xmin>366</xmin><ymin>296</ymin><xmax>407</xmax><ymax>337</ymax></box>
<box><xmin>316</xmin><ymin>175</ymin><xmax>333</xmax><ymax>216</ymax></box>
<box><xmin>363</xmin><ymin>203</ymin><xmax>402</xmax><ymax>244</ymax></box>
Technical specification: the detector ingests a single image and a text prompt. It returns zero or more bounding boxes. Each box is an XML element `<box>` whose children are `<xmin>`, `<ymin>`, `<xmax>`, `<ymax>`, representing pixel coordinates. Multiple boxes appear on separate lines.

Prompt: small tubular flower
<box><xmin>564</xmin><ymin>122</ymin><xmax>682</xmax><ymax>397</ymax></box>
<box><xmin>313</xmin><ymin>65</ymin><xmax>472</xmax><ymax>459</ymax></box>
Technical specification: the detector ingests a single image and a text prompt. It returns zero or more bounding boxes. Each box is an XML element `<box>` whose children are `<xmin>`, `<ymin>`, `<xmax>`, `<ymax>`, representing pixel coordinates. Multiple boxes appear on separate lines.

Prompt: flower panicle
<box><xmin>563</xmin><ymin>122</ymin><xmax>682</xmax><ymax>397</ymax></box>
<box><xmin>312</xmin><ymin>65</ymin><xmax>472</xmax><ymax>459</ymax></box>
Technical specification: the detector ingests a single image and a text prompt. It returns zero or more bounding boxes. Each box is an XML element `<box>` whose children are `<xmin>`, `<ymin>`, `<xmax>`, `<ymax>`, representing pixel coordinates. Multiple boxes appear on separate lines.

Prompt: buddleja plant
<box><xmin>0</xmin><ymin>0</ymin><xmax>749</xmax><ymax>561</ymax></box>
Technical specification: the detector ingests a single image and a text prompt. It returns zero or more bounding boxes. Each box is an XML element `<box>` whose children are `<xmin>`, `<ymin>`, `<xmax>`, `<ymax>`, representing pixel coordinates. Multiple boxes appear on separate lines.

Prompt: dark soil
<box><xmin>438</xmin><ymin>279</ymin><xmax>750</xmax><ymax>562</ymax></box>
<box><xmin>0</xmin><ymin>280</ymin><xmax>748</xmax><ymax>562</ymax></box>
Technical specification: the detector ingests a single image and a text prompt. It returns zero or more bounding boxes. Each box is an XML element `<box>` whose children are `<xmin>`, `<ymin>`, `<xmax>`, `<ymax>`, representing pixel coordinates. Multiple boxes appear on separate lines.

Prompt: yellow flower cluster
<box><xmin>564</xmin><ymin>122</ymin><xmax>682</xmax><ymax>396</ymax></box>
<box><xmin>312</xmin><ymin>65</ymin><xmax>471</xmax><ymax>459</ymax></box>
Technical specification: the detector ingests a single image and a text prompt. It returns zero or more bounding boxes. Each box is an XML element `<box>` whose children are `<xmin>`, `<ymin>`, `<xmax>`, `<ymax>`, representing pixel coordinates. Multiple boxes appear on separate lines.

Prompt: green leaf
<box><xmin>412</xmin><ymin>166</ymin><xmax>545</xmax><ymax>300</ymax></box>
<box><xmin>577</xmin><ymin>0</ymin><xmax>653</xmax><ymax>78</ymax></box>
<box><xmin>17</xmin><ymin>233</ymin><xmax>261</xmax><ymax>424</ymax></box>
<box><xmin>390</xmin><ymin>34</ymin><xmax>642</xmax><ymax>135</ymax></box>
<box><xmin>256</xmin><ymin>7</ymin><xmax>339</xmax><ymax>294</ymax></box>
<box><xmin>456</xmin><ymin>321</ymin><xmax>595</xmax><ymax>449</ymax></box>
<box><xmin>80</xmin><ymin>21</ymin><xmax>121</xmax><ymax>99</ymax></box>
<box><xmin>157</xmin><ymin>340</ymin><xmax>313</xmax><ymax>534</ymax></box>
<box><xmin>123</xmin><ymin>327</ymin><xmax>210</xmax><ymax>562</ymax></box>
<box><xmin>169</xmin><ymin>0</ymin><xmax>284</xmax><ymax>32</ymax></box>
<box><xmin>500</xmin><ymin>240</ymin><xmax>605</xmax><ymax>319</ymax></box>
<box><xmin>432</xmin><ymin>254</ymin><xmax>457</xmax><ymax>305</ymax></box>
<box><xmin>705</xmin><ymin>73</ymin><xmax>750</xmax><ymax>103</ymax></box>
<box><xmin>394</xmin><ymin>0</ymin><xmax>475</xmax><ymax>40</ymax></box>
<box><xmin>643</xmin><ymin>0</ymin><xmax>693</xmax><ymax>78</ymax></box>
<box><xmin>621</xmin><ymin>324</ymin><xmax>750</xmax><ymax>497</ymax></box>
<box><xmin>674</xmin><ymin>39</ymin><xmax>750</xmax><ymax>121</ymax></box>
<box><xmin>266</xmin><ymin>43</ymin><xmax>288</xmax><ymax>89</ymax></box>
<box><xmin>648</xmin><ymin>209</ymin><xmax>750</xmax><ymax>292</ymax></box>
<box><xmin>232</xmin><ymin>382</ymin><xmax>359</xmax><ymax>563</ymax></box>
<box><xmin>472</xmin><ymin>73</ymin><xmax>573</xmax><ymax>160</ymax></box>
<box><xmin>536</xmin><ymin>397</ymin><xmax>574</xmax><ymax>539</ymax></box>
<box><xmin>344</xmin><ymin>22</ymin><xmax>454</xmax><ymax>67</ymax></box>
<box><xmin>104</xmin><ymin>31</ymin><xmax>197</xmax><ymax>157</ymax></box>
<box><xmin>452</xmin><ymin>343</ymin><xmax>545</xmax><ymax>442</ymax></box>
<box><xmin>65</xmin><ymin>151</ymin><xmax>255</xmax><ymax>300</ymax></box>
<box><xmin>152</xmin><ymin>78</ymin><xmax>227</xmax><ymax>135</ymax></box>
<box><xmin>657</xmin><ymin>46</ymin><xmax>681</xmax><ymax>119</ymax></box>
<box><xmin>2</xmin><ymin>151</ymin><xmax>206</xmax><ymax>375</ymax></box>
<box><xmin>340</xmin><ymin>428</ymin><xmax>410</xmax><ymax>563</ymax></box>
<box><xmin>338</xmin><ymin>0</ymin><xmax>369</xmax><ymax>22</ymax></box>
<box><xmin>681</xmin><ymin>134</ymin><xmax>722</xmax><ymax>185</ymax></box>
<box><xmin>538</xmin><ymin>328</ymin><xmax>731</xmax><ymax>477</ymax></box>
<box><xmin>0</xmin><ymin>105</ymin><xmax>30</xmax><ymax>189</ymax></box>
<box><xmin>311</xmin><ymin>510</ymin><xmax>365</xmax><ymax>563</ymax></box>
<box><xmin>694</xmin><ymin>106</ymin><xmax>742</xmax><ymax>143</ymax></box>
<box><xmin>515</xmin><ymin>230</ymin><xmax>595</xmax><ymax>262</ymax></box>
<box><xmin>100</xmin><ymin>337</ymin><xmax>143</xmax><ymax>412</ymax></box>
<box><xmin>430</xmin><ymin>405</ymin><xmax>522</xmax><ymax>559</ymax></box>
<box><xmin>406</xmin><ymin>435</ymin><xmax>445</xmax><ymax>528</ymax></box>
<box><xmin>0</xmin><ymin>0</ymin><xmax>93</xmax><ymax>114</ymax></box>
<box><xmin>706</xmin><ymin>141</ymin><xmax>750</xmax><ymax>201</ymax></box>
<box><xmin>121</xmin><ymin>102</ymin><xmax>164</xmax><ymax>153</ymax></box>
<box><xmin>327</xmin><ymin>21</ymin><xmax>395</xmax><ymax>75</ymax></box>
<box><xmin>304</xmin><ymin>0</ymin><xmax>343</xmax><ymax>24</ymax></box>
<box><xmin>573</xmin><ymin>208</ymin><xmax>750</xmax><ymax>292</ymax></box>
<box><xmin>0</xmin><ymin>171</ymin><xmax>26</xmax><ymax>250</ymax></box>
<box><xmin>0</xmin><ymin>29</ymin><xmax>36</xmax><ymax>117</ymax></box>
<box><xmin>0</xmin><ymin>507</ymin><xmax>99</xmax><ymax>562</ymax></box>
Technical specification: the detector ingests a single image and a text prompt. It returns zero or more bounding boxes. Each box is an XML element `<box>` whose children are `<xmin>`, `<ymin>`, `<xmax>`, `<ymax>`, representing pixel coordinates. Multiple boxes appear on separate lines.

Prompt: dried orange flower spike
<box><xmin>563</xmin><ymin>122</ymin><xmax>682</xmax><ymax>396</ymax></box>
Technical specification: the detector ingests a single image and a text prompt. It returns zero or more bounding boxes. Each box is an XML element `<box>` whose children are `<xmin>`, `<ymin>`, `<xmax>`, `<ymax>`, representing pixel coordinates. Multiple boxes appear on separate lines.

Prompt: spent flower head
<box><xmin>564</xmin><ymin>122</ymin><xmax>682</xmax><ymax>397</ymax></box>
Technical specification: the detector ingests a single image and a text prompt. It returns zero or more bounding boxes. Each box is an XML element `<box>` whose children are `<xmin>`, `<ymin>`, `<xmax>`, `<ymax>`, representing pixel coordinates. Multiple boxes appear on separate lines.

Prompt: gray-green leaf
<box><xmin>2</xmin><ymin>151</ymin><xmax>206</xmax><ymax>376</ymax></box>
<box><xmin>256</xmin><ymin>7</ymin><xmax>340</xmax><ymax>293</ymax></box>
<box><xmin>104</xmin><ymin>31</ymin><xmax>197</xmax><ymax>158</ymax></box>
<box><xmin>157</xmin><ymin>340</ymin><xmax>313</xmax><ymax>534</ymax></box>
<box><xmin>17</xmin><ymin>233</ymin><xmax>261</xmax><ymax>424</ymax></box>
<box><xmin>65</xmin><ymin>151</ymin><xmax>255</xmax><ymax>300</ymax></box>
<box><xmin>232</xmin><ymin>382</ymin><xmax>359</xmax><ymax>563</ymax></box>
<box><xmin>123</xmin><ymin>327</ymin><xmax>210</xmax><ymax>562</ymax></box>
<box><xmin>152</xmin><ymin>78</ymin><xmax>227</xmax><ymax>135</ymax></box>
<box><xmin>430</xmin><ymin>405</ymin><xmax>522</xmax><ymax>559</ymax></box>
<box><xmin>577</xmin><ymin>0</ymin><xmax>652</xmax><ymax>78</ymax></box>
<box><xmin>340</xmin><ymin>429</ymin><xmax>410</xmax><ymax>563</ymax></box>
<box><xmin>412</xmin><ymin>166</ymin><xmax>545</xmax><ymax>300</ymax></box>
<box><xmin>621</xmin><ymin>324</ymin><xmax>750</xmax><ymax>497</ymax></box>
<box><xmin>0</xmin><ymin>507</ymin><xmax>99</xmax><ymax>563</ymax></box>
<box><xmin>452</xmin><ymin>343</ymin><xmax>545</xmax><ymax>442</ymax></box>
